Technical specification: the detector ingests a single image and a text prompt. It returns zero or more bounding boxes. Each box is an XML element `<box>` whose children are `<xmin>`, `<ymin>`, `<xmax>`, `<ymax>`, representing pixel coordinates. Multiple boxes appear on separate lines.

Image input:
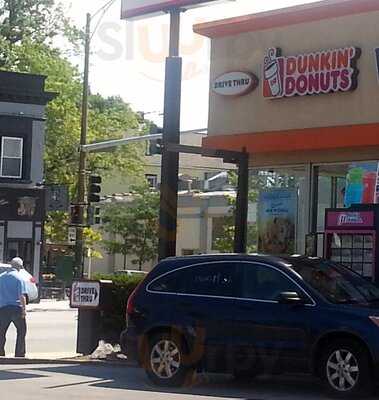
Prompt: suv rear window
<box><xmin>148</xmin><ymin>269</ymin><xmax>185</xmax><ymax>293</ymax></box>
<box><xmin>148</xmin><ymin>262</ymin><xmax>238</xmax><ymax>298</ymax></box>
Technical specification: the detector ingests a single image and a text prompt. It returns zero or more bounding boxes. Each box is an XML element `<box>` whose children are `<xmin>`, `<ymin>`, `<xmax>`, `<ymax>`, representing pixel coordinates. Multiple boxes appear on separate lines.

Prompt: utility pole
<box><xmin>158</xmin><ymin>9</ymin><xmax>183</xmax><ymax>260</ymax></box>
<box><xmin>74</xmin><ymin>13</ymin><xmax>91</xmax><ymax>278</ymax></box>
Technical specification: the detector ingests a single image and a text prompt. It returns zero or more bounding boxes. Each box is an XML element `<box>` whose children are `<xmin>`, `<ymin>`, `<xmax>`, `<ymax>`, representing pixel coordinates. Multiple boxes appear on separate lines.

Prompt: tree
<box><xmin>102</xmin><ymin>184</ymin><xmax>160</xmax><ymax>270</ymax></box>
<box><xmin>0</xmin><ymin>1</ymin><xmax>146</xmax><ymax>244</ymax></box>
<box><xmin>0</xmin><ymin>0</ymin><xmax>81</xmax><ymax>65</ymax></box>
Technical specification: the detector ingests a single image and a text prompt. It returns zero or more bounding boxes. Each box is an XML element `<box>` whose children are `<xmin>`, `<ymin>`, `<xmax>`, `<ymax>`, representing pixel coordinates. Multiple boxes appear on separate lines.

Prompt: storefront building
<box><xmin>194</xmin><ymin>0</ymin><xmax>379</xmax><ymax>279</ymax></box>
<box><xmin>0</xmin><ymin>71</ymin><xmax>55</xmax><ymax>280</ymax></box>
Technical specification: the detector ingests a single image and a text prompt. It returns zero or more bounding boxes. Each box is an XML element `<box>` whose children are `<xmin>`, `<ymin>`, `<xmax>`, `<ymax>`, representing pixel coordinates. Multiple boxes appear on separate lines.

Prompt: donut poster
<box><xmin>263</xmin><ymin>47</ymin><xmax>361</xmax><ymax>99</ymax></box>
<box><xmin>258</xmin><ymin>189</ymin><xmax>298</xmax><ymax>255</ymax></box>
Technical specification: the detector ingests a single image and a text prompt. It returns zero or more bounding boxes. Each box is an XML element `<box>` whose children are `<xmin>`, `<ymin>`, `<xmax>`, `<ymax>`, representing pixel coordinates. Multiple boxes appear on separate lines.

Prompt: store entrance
<box><xmin>6</xmin><ymin>239</ymin><xmax>33</xmax><ymax>273</ymax></box>
<box><xmin>311</xmin><ymin>163</ymin><xmax>349</xmax><ymax>256</ymax></box>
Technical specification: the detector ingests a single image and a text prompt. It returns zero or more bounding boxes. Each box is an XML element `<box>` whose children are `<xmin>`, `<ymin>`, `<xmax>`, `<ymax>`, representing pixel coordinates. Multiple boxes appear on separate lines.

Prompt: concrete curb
<box><xmin>26</xmin><ymin>309</ymin><xmax>75</xmax><ymax>313</ymax></box>
<box><xmin>0</xmin><ymin>356</ymin><xmax>137</xmax><ymax>368</ymax></box>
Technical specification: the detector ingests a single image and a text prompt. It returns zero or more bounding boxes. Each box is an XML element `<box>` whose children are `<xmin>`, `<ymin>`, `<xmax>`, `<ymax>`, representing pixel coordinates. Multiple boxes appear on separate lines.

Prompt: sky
<box><xmin>62</xmin><ymin>0</ymin><xmax>320</xmax><ymax>130</ymax></box>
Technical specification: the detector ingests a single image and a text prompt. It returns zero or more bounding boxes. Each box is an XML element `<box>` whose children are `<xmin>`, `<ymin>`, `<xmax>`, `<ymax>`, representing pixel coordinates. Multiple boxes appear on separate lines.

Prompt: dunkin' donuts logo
<box><xmin>263</xmin><ymin>47</ymin><xmax>360</xmax><ymax>99</ymax></box>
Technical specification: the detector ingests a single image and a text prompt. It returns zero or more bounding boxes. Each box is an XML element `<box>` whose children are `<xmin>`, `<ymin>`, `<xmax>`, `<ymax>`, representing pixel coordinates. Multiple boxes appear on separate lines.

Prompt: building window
<box><xmin>0</xmin><ymin>137</ymin><xmax>23</xmax><ymax>178</ymax></box>
<box><xmin>145</xmin><ymin>174</ymin><xmax>158</xmax><ymax>188</ymax></box>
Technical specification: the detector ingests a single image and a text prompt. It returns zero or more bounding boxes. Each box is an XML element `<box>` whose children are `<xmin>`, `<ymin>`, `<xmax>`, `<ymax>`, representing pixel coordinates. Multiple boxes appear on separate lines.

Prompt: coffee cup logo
<box><xmin>264</xmin><ymin>48</ymin><xmax>283</xmax><ymax>97</ymax></box>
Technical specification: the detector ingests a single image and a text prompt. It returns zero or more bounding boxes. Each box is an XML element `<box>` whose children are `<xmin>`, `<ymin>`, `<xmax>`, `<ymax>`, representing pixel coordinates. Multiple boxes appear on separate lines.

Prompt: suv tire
<box><xmin>145</xmin><ymin>332</ymin><xmax>195</xmax><ymax>387</ymax></box>
<box><xmin>320</xmin><ymin>339</ymin><xmax>373</xmax><ymax>398</ymax></box>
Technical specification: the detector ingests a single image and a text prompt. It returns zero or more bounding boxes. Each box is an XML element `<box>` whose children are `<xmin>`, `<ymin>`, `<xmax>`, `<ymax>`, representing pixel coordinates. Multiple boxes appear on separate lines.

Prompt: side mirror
<box><xmin>278</xmin><ymin>291</ymin><xmax>307</xmax><ymax>305</ymax></box>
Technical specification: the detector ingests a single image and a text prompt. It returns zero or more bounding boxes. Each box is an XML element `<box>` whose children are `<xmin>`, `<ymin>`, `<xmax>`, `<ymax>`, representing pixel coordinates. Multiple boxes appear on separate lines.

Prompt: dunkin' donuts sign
<box><xmin>263</xmin><ymin>47</ymin><xmax>360</xmax><ymax>99</ymax></box>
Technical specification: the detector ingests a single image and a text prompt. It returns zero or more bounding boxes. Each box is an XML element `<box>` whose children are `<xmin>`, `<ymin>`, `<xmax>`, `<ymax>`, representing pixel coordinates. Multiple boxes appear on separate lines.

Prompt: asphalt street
<box><xmin>4</xmin><ymin>300</ymin><xmax>77</xmax><ymax>358</ymax></box>
<box><xmin>0</xmin><ymin>363</ymin><xmax>354</xmax><ymax>400</ymax></box>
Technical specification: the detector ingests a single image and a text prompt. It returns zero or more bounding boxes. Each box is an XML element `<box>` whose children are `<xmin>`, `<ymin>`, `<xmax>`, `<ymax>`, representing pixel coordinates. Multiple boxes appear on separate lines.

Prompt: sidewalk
<box><xmin>4</xmin><ymin>299</ymin><xmax>78</xmax><ymax>360</ymax></box>
<box><xmin>27</xmin><ymin>299</ymin><xmax>74</xmax><ymax>312</ymax></box>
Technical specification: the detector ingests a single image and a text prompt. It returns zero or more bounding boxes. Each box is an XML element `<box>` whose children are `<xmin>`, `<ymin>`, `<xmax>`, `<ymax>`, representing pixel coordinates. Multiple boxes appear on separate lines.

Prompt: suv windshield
<box><xmin>287</xmin><ymin>258</ymin><xmax>379</xmax><ymax>304</ymax></box>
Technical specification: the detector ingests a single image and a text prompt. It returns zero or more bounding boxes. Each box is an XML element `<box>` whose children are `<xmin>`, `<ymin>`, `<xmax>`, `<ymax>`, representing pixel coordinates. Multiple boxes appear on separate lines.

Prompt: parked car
<box><xmin>121</xmin><ymin>254</ymin><xmax>379</xmax><ymax>397</ymax></box>
<box><xmin>114</xmin><ymin>270</ymin><xmax>148</xmax><ymax>278</ymax></box>
<box><xmin>0</xmin><ymin>263</ymin><xmax>39</xmax><ymax>303</ymax></box>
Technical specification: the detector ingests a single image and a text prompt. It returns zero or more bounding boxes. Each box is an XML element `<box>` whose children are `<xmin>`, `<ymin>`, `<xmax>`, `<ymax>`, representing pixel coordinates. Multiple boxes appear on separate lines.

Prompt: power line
<box><xmin>91</xmin><ymin>0</ymin><xmax>117</xmax><ymax>40</ymax></box>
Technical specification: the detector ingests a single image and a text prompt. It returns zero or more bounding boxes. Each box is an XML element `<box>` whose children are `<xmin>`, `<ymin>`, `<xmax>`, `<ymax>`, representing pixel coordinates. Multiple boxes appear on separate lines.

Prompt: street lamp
<box><xmin>74</xmin><ymin>0</ymin><xmax>117</xmax><ymax>278</ymax></box>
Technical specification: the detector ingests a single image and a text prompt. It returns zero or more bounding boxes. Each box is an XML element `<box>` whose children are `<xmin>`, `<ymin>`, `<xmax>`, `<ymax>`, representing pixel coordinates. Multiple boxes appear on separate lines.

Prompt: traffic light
<box><xmin>147</xmin><ymin>124</ymin><xmax>163</xmax><ymax>155</ymax></box>
<box><xmin>87</xmin><ymin>206</ymin><xmax>101</xmax><ymax>225</ymax></box>
<box><xmin>148</xmin><ymin>138</ymin><xmax>163</xmax><ymax>155</ymax></box>
<box><xmin>88</xmin><ymin>175</ymin><xmax>102</xmax><ymax>203</ymax></box>
<box><xmin>70</xmin><ymin>204</ymin><xmax>81</xmax><ymax>225</ymax></box>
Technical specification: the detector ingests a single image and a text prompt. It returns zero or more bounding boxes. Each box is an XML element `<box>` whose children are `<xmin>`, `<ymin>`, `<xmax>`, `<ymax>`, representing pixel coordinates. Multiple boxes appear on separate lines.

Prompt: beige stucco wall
<box><xmin>208</xmin><ymin>10</ymin><xmax>379</xmax><ymax>137</ymax></box>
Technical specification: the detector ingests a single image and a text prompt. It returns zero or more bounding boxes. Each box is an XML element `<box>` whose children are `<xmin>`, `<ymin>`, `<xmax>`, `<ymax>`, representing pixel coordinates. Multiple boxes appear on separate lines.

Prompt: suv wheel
<box><xmin>320</xmin><ymin>339</ymin><xmax>373</xmax><ymax>398</ymax></box>
<box><xmin>145</xmin><ymin>332</ymin><xmax>194</xmax><ymax>387</ymax></box>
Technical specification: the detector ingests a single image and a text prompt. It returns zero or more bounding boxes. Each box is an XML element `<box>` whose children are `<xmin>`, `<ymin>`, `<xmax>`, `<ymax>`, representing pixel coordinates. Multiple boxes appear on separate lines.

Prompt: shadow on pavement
<box><xmin>32</xmin><ymin>364</ymin><xmax>329</xmax><ymax>399</ymax></box>
<box><xmin>0</xmin><ymin>369</ymin><xmax>44</xmax><ymax>381</ymax></box>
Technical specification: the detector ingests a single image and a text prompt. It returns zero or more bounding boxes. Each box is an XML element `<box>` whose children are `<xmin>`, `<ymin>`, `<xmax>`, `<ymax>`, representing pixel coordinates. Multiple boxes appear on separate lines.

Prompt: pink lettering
<box><xmin>297</xmin><ymin>55</ymin><xmax>308</xmax><ymax>74</ymax></box>
<box><xmin>286</xmin><ymin>57</ymin><xmax>297</xmax><ymax>75</ymax></box>
<box><xmin>285</xmin><ymin>76</ymin><xmax>296</xmax><ymax>96</ymax></box>
<box><xmin>331</xmin><ymin>50</ymin><xmax>337</xmax><ymax>70</ymax></box>
<box><xmin>308</xmin><ymin>73</ymin><xmax>320</xmax><ymax>93</ymax></box>
<box><xmin>337</xmin><ymin>48</ymin><xmax>350</xmax><ymax>69</ymax></box>
<box><xmin>320</xmin><ymin>71</ymin><xmax>331</xmax><ymax>92</ymax></box>
<box><xmin>340</xmin><ymin>69</ymin><xmax>352</xmax><ymax>91</ymax></box>
<box><xmin>308</xmin><ymin>54</ymin><xmax>320</xmax><ymax>72</ymax></box>
<box><xmin>296</xmin><ymin>75</ymin><xmax>308</xmax><ymax>95</ymax></box>
<box><xmin>330</xmin><ymin>70</ymin><xmax>340</xmax><ymax>91</ymax></box>
<box><xmin>320</xmin><ymin>52</ymin><xmax>331</xmax><ymax>70</ymax></box>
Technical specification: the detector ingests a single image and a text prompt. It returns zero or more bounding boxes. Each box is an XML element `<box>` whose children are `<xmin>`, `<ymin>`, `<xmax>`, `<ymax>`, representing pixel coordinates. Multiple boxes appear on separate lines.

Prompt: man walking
<box><xmin>0</xmin><ymin>257</ymin><xmax>27</xmax><ymax>357</ymax></box>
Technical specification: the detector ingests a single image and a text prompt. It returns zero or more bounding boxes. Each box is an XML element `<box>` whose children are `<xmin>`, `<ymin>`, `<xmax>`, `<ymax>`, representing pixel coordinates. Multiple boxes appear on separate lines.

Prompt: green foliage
<box><xmin>0</xmin><ymin>0</ymin><xmax>145</xmax><ymax>245</ymax></box>
<box><xmin>102</xmin><ymin>184</ymin><xmax>160</xmax><ymax>269</ymax></box>
<box><xmin>0</xmin><ymin>0</ymin><xmax>82</xmax><ymax>63</ymax></box>
<box><xmin>92</xmin><ymin>273</ymin><xmax>145</xmax><ymax>343</ymax></box>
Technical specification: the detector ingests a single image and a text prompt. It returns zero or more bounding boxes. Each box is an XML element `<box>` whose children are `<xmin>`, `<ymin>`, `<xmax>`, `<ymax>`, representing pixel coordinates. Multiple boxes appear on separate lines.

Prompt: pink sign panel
<box><xmin>326</xmin><ymin>211</ymin><xmax>374</xmax><ymax>228</ymax></box>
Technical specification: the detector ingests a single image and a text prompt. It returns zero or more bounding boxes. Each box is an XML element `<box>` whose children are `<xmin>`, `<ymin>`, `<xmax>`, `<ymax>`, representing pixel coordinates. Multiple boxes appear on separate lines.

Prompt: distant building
<box><xmin>0</xmin><ymin>71</ymin><xmax>55</xmax><ymax>280</ymax></box>
<box><xmin>87</xmin><ymin>189</ymin><xmax>236</xmax><ymax>274</ymax></box>
<box><xmin>101</xmin><ymin>130</ymin><xmax>236</xmax><ymax>194</ymax></box>
<box><xmin>88</xmin><ymin>130</ymin><xmax>238</xmax><ymax>274</ymax></box>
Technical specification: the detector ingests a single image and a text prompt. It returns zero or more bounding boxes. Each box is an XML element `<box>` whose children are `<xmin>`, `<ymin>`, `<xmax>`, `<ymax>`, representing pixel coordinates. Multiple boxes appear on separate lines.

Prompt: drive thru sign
<box><xmin>71</xmin><ymin>281</ymin><xmax>100</xmax><ymax>308</ymax></box>
<box><xmin>121</xmin><ymin>0</ymin><xmax>224</xmax><ymax>19</ymax></box>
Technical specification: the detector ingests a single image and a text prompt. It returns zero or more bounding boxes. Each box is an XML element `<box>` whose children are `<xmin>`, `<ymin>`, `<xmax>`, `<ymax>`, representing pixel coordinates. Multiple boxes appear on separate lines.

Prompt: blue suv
<box><xmin>121</xmin><ymin>254</ymin><xmax>379</xmax><ymax>397</ymax></box>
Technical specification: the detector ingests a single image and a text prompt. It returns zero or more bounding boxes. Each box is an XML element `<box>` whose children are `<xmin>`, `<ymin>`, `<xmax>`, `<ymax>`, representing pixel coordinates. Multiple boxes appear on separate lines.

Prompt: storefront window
<box><xmin>315</xmin><ymin>164</ymin><xmax>349</xmax><ymax>232</ymax></box>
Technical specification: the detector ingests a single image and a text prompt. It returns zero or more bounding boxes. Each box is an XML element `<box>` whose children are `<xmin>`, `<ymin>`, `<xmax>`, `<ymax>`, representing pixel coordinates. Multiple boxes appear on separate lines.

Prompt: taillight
<box><xmin>127</xmin><ymin>285</ymin><xmax>140</xmax><ymax>316</ymax></box>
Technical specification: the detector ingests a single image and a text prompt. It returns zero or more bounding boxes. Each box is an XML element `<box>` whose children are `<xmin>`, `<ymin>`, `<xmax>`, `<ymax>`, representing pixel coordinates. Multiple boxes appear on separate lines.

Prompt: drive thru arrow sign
<box><xmin>70</xmin><ymin>281</ymin><xmax>100</xmax><ymax>308</ymax></box>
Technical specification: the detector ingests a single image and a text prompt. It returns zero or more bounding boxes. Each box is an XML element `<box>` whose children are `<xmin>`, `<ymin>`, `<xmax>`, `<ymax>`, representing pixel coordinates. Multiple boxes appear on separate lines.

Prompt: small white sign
<box><xmin>121</xmin><ymin>0</ymin><xmax>223</xmax><ymax>20</ymax></box>
<box><xmin>71</xmin><ymin>281</ymin><xmax>100</xmax><ymax>308</ymax></box>
<box><xmin>68</xmin><ymin>227</ymin><xmax>76</xmax><ymax>245</ymax></box>
<box><xmin>212</xmin><ymin>72</ymin><xmax>259</xmax><ymax>96</ymax></box>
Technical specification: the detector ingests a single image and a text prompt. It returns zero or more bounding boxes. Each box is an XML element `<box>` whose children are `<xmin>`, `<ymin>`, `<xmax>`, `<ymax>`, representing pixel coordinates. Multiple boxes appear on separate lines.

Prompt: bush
<box><xmin>93</xmin><ymin>273</ymin><xmax>145</xmax><ymax>344</ymax></box>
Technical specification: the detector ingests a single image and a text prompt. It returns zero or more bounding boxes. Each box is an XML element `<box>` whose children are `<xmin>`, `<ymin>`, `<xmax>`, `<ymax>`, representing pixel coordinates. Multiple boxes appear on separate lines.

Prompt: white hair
<box><xmin>10</xmin><ymin>257</ymin><xmax>23</xmax><ymax>269</ymax></box>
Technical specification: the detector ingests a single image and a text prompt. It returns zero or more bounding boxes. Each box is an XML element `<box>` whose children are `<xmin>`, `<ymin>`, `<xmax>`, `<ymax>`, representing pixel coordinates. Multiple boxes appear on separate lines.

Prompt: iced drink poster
<box><xmin>258</xmin><ymin>189</ymin><xmax>297</xmax><ymax>254</ymax></box>
<box><xmin>344</xmin><ymin>162</ymin><xmax>378</xmax><ymax>207</ymax></box>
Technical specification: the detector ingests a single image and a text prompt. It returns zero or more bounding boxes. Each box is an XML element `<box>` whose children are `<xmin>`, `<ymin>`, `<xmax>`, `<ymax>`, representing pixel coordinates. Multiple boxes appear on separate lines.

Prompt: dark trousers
<box><xmin>0</xmin><ymin>306</ymin><xmax>26</xmax><ymax>357</ymax></box>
